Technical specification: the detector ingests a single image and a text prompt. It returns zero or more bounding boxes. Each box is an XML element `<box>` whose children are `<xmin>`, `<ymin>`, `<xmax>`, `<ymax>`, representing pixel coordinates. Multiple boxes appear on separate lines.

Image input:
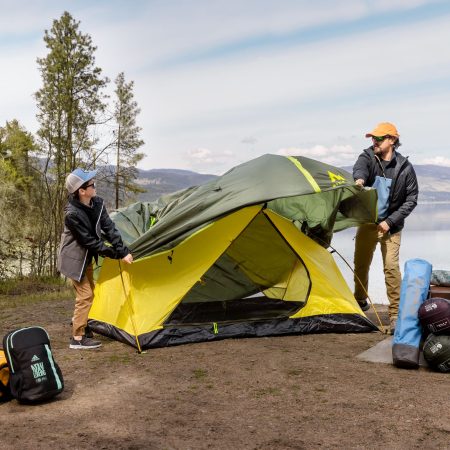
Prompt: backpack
<box><xmin>2</xmin><ymin>327</ymin><xmax>64</xmax><ymax>403</ymax></box>
<box><xmin>0</xmin><ymin>349</ymin><xmax>12</xmax><ymax>402</ymax></box>
<box><xmin>423</xmin><ymin>334</ymin><xmax>450</xmax><ymax>373</ymax></box>
<box><xmin>418</xmin><ymin>297</ymin><xmax>450</xmax><ymax>335</ymax></box>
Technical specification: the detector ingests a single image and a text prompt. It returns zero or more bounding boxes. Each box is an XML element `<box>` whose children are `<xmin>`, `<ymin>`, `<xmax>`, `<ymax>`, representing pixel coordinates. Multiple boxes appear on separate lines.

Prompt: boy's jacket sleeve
<box><xmin>65</xmin><ymin>211</ymin><xmax>120</xmax><ymax>259</ymax></box>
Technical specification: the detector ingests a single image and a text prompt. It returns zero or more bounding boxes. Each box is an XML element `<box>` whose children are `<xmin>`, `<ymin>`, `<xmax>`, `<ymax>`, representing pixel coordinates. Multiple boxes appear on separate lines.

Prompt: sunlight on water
<box><xmin>331</xmin><ymin>204</ymin><xmax>449</xmax><ymax>304</ymax></box>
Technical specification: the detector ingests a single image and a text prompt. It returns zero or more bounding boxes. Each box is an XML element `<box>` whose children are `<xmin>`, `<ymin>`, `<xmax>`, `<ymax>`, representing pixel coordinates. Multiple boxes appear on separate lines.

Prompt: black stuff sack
<box><xmin>423</xmin><ymin>333</ymin><xmax>450</xmax><ymax>373</ymax></box>
<box><xmin>418</xmin><ymin>297</ymin><xmax>450</xmax><ymax>335</ymax></box>
<box><xmin>0</xmin><ymin>349</ymin><xmax>12</xmax><ymax>402</ymax></box>
<box><xmin>2</xmin><ymin>327</ymin><xmax>64</xmax><ymax>403</ymax></box>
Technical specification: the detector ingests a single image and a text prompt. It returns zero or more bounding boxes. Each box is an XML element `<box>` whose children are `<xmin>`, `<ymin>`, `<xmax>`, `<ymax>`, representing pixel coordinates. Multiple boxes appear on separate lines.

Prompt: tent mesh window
<box><xmin>165</xmin><ymin>212</ymin><xmax>309</xmax><ymax>325</ymax></box>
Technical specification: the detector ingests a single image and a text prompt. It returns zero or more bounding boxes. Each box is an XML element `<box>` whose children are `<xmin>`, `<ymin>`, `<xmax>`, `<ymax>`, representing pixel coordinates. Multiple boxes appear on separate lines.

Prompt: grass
<box><xmin>0</xmin><ymin>277</ymin><xmax>72</xmax><ymax>308</ymax></box>
<box><xmin>108</xmin><ymin>354</ymin><xmax>132</xmax><ymax>364</ymax></box>
<box><xmin>286</xmin><ymin>369</ymin><xmax>303</xmax><ymax>376</ymax></box>
<box><xmin>192</xmin><ymin>368</ymin><xmax>208</xmax><ymax>380</ymax></box>
<box><xmin>253</xmin><ymin>387</ymin><xmax>281</xmax><ymax>398</ymax></box>
<box><xmin>0</xmin><ymin>275</ymin><xmax>68</xmax><ymax>294</ymax></box>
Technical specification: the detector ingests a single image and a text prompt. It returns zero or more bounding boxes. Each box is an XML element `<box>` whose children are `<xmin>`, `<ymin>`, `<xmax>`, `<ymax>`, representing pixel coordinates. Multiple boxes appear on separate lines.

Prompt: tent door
<box><xmin>164</xmin><ymin>211</ymin><xmax>309</xmax><ymax>326</ymax></box>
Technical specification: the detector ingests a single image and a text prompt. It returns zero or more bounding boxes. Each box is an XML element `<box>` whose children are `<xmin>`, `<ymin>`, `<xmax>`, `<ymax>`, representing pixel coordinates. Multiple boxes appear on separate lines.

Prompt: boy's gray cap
<box><xmin>65</xmin><ymin>168</ymin><xmax>98</xmax><ymax>194</ymax></box>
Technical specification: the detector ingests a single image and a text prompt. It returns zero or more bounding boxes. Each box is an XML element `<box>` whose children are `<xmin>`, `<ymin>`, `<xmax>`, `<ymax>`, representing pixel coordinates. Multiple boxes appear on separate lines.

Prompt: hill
<box><xmin>135</xmin><ymin>168</ymin><xmax>218</xmax><ymax>201</ymax></box>
<box><xmin>413</xmin><ymin>164</ymin><xmax>450</xmax><ymax>202</ymax></box>
<box><xmin>342</xmin><ymin>164</ymin><xmax>450</xmax><ymax>203</ymax></box>
<box><xmin>134</xmin><ymin>164</ymin><xmax>450</xmax><ymax>203</ymax></box>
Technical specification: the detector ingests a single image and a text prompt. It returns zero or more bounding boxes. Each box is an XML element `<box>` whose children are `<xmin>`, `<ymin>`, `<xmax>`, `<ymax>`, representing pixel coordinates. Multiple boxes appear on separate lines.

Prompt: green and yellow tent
<box><xmin>89</xmin><ymin>154</ymin><xmax>378</xmax><ymax>350</ymax></box>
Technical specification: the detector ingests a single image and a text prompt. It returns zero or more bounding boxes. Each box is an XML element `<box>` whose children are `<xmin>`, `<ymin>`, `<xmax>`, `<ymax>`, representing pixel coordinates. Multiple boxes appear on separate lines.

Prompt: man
<box><xmin>353</xmin><ymin>122</ymin><xmax>418</xmax><ymax>333</ymax></box>
<box><xmin>58</xmin><ymin>168</ymin><xmax>133</xmax><ymax>349</ymax></box>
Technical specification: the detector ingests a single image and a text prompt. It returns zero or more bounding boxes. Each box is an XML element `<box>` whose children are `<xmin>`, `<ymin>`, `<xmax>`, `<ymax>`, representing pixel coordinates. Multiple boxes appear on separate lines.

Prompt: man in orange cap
<box><xmin>353</xmin><ymin>122</ymin><xmax>419</xmax><ymax>333</ymax></box>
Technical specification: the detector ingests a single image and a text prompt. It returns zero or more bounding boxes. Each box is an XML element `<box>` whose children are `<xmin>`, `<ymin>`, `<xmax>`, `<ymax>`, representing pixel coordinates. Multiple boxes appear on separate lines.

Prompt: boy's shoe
<box><xmin>69</xmin><ymin>336</ymin><xmax>102</xmax><ymax>349</ymax></box>
<box><xmin>357</xmin><ymin>299</ymin><xmax>370</xmax><ymax>312</ymax></box>
<box><xmin>70</xmin><ymin>321</ymin><xmax>94</xmax><ymax>338</ymax></box>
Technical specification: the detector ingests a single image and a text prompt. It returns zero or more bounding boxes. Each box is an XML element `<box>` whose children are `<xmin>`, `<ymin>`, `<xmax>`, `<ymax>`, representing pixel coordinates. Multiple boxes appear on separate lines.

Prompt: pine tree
<box><xmin>0</xmin><ymin>120</ymin><xmax>35</xmax><ymax>191</ymax></box>
<box><xmin>34</xmin><ymin>11</ymin><xmax>108</xmax><ymax>274</ymax></box>
<box><xmin>111</xmin><ymin>72</ymin><xmax>145</xmax><ymax>208</ymax></box>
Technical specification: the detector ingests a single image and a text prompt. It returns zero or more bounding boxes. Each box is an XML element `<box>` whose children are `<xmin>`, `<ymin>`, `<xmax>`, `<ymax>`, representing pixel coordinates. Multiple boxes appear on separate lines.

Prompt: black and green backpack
<box><xmin>3</xmin><ymin>327</ymin><xmax>64</xmax><ymax>403</ymax></box>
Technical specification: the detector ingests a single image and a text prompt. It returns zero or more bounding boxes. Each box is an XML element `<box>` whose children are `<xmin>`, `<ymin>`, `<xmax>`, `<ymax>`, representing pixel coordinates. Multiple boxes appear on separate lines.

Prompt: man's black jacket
<box><xmin>353</xmin><ymin>147</ymin><xmax>419</xmax><ymax>234</ymax></box>
<box><xmin>57</xmin><ymin>196</ymin><xmax>129</xmax><ymax>281</ymax></box>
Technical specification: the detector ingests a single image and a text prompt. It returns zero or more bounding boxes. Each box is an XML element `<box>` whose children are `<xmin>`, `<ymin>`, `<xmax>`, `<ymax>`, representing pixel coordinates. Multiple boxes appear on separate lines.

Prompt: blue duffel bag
<box><xmin>392</xmin><ymin>258</ymin><xmax>432</xmax><ymax>369</ymax></box>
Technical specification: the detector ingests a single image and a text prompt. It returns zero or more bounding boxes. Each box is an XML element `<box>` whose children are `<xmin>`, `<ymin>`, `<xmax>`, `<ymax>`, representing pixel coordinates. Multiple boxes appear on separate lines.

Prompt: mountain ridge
<box><xmin>136</xmin><ymin>164</ymin><xmax>450</xmax><ymax>203</ymax></box>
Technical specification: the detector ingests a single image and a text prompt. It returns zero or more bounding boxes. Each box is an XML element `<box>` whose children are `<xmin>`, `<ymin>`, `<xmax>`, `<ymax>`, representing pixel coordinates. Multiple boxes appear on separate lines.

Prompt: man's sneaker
<box><xmin>69</xmin><ymin>336</ymin><xmax>102</xmax><ymax>349</ymax></box>
<box><xmin>357</xmin><ymin>299</ymin><xmax>370</xmax><ymax>312</ymax></box>
<box><xmin>84</xmin><ymin>325</ymin><xmax>94</xmax><ymax>339</ymax></box>
<box><xmin>390</xmin><ymin>317</ymin><xmax>398</xmax><ymax>335</ymax></box>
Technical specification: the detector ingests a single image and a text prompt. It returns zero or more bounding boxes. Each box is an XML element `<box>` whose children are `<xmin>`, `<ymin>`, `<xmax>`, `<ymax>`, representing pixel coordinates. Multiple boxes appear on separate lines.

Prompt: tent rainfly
<box><xmin>89</xmin><ymin>154</ymin><xmax>379</xmax><ymax>350</ymax></box>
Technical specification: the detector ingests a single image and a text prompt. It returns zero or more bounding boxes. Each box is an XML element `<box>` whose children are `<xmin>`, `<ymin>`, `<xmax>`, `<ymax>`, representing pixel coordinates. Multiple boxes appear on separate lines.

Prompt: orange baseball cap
<box><xmin>365</xmin><ymin>122</ymin><xmax>399</xmax><ymax>138</ymax></box>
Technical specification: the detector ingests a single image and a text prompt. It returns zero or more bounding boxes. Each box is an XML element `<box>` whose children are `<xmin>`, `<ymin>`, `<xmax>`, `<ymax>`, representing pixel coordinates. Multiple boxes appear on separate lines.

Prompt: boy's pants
<box><xmin>353</xmin><ymin>224</ymin><xmax>402</xmax><ymax>319</ymax></box>
<box><xmin>71</xmin><ymin>264</ymin><xmax>95</xmax><ymax>337</ymax></box>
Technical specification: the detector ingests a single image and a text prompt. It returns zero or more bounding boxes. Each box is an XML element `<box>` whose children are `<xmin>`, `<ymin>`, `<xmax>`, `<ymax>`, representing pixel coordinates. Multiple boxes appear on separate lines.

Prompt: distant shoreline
<box><xmin>417</xmin><ymin>201</ymin><xmax>450</xmax><ymax>205</ymax></box>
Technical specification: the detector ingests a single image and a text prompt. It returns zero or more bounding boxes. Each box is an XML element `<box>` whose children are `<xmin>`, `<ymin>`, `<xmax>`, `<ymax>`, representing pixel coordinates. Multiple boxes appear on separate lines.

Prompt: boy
<box><xmin>58</xmin><ymin>168</ymin><xmax>133</xmax><ymax>349</ymax></box>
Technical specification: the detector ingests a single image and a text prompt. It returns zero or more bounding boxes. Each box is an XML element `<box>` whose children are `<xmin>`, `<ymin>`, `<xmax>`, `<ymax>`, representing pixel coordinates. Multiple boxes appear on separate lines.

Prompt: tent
<box><xmin>89</xmin><ymin>154</ymin><xmax>379</xmax><ymax>350</ymax></box>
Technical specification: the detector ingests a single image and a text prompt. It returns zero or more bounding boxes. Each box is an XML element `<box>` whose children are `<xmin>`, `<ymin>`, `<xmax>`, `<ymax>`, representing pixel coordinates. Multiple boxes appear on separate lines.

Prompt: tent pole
<box><xmin>118</xmin><ymin>261</ymin><xmax>143</xmax><ymax>353</ymax></box>
<box><xmin>327</xmin><ymin>243</ymin><xmax>385</xmax><ymax>332</ymax></box>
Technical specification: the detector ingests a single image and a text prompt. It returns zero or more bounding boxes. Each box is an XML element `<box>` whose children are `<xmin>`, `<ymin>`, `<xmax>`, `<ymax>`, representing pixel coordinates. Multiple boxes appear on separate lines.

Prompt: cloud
<box><xmin>140</xmin><ymin>10</ymin><xmax>450</xmax><ymax>136</ymax></box>
<box><xmin>277</xmin><ymin>144</ymin><xmax>358</xmax><ymax>166</ymax></box>
<box><xmin>241</xmin><ymin>136</ymin><xmax>258</xmax><ymax>145</ymax></box>
<box><xmin>185</xmin><ymin>147</ymin><xmax>236</xmax><ymax>173</ymax></box>
<box><xmin>420</xmin><ymin>156</ymin><xmax>450</xmax><ymax>167</ymax></box>
<box><xmin>187</xmin><ymin>148</ymin><xmax>214</xmax><ymax>162</ymax></box>
<box><xmin>2</xmin><ymin>0</ymin><xmax>450</xmax><ymax>174</ymax></box>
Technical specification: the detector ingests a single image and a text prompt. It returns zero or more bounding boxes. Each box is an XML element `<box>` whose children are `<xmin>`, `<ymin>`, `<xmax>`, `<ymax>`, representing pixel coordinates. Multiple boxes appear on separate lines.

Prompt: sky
<box><xmin>1</xmin><ymin>0</ymin><xmax>450</xmax><ymax>174</ymax></box>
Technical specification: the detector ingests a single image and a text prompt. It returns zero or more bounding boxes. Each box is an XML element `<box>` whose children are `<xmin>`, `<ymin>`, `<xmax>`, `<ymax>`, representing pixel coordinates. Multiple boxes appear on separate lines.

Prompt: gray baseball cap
<box><xmin>65</xmin><ymin>168</ymin><xmax>98</xmax><ymax>194</ymax></box>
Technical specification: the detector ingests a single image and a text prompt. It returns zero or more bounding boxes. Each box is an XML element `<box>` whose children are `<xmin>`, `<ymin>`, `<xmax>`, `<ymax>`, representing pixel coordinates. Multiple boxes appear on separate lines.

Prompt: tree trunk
<box><xmin>115</xmin><ymin>124</ymin><xmax>121</xmax><ymax>209</ymax></box>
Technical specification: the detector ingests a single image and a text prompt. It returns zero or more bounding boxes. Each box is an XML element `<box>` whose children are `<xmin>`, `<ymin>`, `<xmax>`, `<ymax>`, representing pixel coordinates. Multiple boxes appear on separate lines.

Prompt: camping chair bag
<box><xmin>418</xmin><ymin>297</ymin><xmax>450</xmax><ymax>335</ymax></box>
<box><xmin>2</xmin><ymin>327</ymin><xmax>64</xmax><ymax>403</ymax></box>
<box><xmin>423</xmin><ymin>333</ymin><xmax>450</xmax><ymax>373</ymax></box>
<box><xmin>392</xmin><ymin>259</ymin><xmax>432</xmax><ymax>369</ymax></box>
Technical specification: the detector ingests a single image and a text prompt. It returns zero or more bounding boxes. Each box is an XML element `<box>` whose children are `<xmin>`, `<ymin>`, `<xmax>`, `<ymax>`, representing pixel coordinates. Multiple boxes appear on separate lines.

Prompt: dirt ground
<box><xmin>1</xmin><ymin>291</ymin><xmax>449</xmax><ymax>450</ymax></box>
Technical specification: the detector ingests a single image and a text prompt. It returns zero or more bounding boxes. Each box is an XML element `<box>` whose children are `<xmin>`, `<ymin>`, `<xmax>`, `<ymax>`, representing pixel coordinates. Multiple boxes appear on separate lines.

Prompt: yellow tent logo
<box><xmin>328</xmin><ymin>171</ymin><xmax>347</xmax><ymax>187</ymax></box>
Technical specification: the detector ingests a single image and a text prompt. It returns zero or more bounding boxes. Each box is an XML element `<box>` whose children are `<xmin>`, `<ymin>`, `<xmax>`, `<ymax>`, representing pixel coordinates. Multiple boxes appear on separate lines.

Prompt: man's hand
<box><xmin>377</xmin><ymin>221</ymin><xmax>390</xmax><ymax>234</ymax></box>
<box><xmin>355</xmin><ymin>179</ymin><xmax>365</xmax><ymax>187</ymax></box>
<box><xmin>122</xmin><ymin>253</ymin><xmax>133</xmax><ymax>264</ymax></box>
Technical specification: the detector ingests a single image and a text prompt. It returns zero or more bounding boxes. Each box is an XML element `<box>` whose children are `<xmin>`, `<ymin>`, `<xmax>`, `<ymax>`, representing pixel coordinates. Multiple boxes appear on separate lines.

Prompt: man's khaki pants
<box><xmin>71</xmin><ymin>264</ymin><xmax>95</xmax><ymax>337</ymax></box>
<box><xmin>353</xmin><ymin>224</ymin><xmax>402</xmax><ymax>319</ymax></box>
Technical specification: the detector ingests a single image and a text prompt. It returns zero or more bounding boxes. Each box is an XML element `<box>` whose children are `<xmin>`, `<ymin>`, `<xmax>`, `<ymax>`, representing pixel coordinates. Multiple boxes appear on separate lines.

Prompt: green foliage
<box><xmin>0</xmin><ymin>120</ymin><xmax>45</xmax><ymax>279</ymax></box>
<box><xmin>0</xmin><ymin>120</ymin><xmax>36</xmax><ymax>190</ymax></box>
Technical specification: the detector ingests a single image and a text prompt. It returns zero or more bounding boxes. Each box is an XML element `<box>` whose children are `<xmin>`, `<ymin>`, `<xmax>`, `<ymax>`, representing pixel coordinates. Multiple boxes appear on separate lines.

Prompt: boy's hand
<box><xmin>122</xmin><ymin>253</ymin><xmax>133</xmax><ymax>264</ymax></box>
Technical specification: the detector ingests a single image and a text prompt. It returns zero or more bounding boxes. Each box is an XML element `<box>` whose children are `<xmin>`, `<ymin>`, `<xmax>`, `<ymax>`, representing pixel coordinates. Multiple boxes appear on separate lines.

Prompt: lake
<box><xmin>331</xmin><ymin>204</ymin><xmax>450</xmax><ymax>304</ymax></box>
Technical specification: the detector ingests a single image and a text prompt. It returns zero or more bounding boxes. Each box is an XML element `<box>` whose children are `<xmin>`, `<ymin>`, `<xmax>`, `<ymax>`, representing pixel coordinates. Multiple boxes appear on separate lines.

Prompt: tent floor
<box><xmin>165</xmin><ymin>296</ymin><xmax>304</xmax><ymax>325</ymax></box>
